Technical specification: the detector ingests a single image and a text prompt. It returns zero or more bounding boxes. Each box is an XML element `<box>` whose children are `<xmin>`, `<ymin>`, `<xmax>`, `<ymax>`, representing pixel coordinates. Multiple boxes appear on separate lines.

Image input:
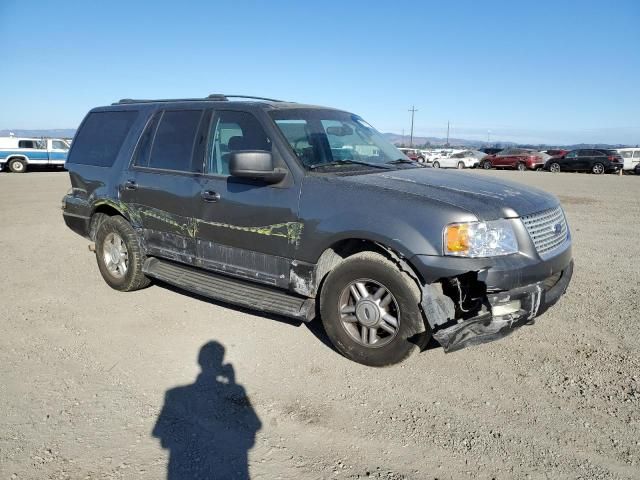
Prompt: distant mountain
<box><xmin>0</xmin><ymin>129</ymin><xmax>76</xmax><ymax>139</ymax></box>
<box><xmin>383</xmin><ymin>132</ymin><xmax>515</xmax><ymax>148</ymax></box>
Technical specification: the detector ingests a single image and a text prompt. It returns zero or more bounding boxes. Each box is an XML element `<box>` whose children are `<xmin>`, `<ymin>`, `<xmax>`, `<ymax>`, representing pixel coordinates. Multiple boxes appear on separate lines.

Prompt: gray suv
<box><xmin>62</xmin><ymin>94</ymin><xmax>573</xmax><ymax>366</ymax></box>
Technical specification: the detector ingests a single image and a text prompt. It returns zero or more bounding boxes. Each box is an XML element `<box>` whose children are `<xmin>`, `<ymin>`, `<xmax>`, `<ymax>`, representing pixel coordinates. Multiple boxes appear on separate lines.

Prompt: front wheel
<box><xmin>8</xmin><ymin>158</ymin><xmax>26</xmax><ymax>173</ymax></box>
<box><xmin>592</xmin><ymin>162</ymin><xmax>605</xmax><ymax>174</ymax></box>
<box><xmin>457</xmin><ymin>162</ymin><xmax>465</xmax><ymax>169</ymax></box>
<box><xmin>320</xmin><ymin>252</ymin><xmax>429</xmax><ymax>367</ymax></box>
<box><xmin>432</xmin><ymin>161</ymin><xmax>440</xmax><ymax>168</ymax></box>
<box><xmin>95</xmin><ymin>216</ymin><xmax>151</xmax><ymax>291</ymax></box>
<box><xmin>482</xmin><ymin>161</ymin><xmax>492</xmax><ymax>169</ymax></box>
<box><xmin>516</xmin><ymin>162</ymin><xmax>526</xmax><ymax>171</ymax></box>
<box><xmin>549</xmin><ymin>162</ymin><xmax>561</xmax><ymax>173</ymax></box>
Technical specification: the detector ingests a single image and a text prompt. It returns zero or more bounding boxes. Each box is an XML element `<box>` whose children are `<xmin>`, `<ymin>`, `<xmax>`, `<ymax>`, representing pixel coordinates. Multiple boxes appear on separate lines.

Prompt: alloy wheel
<box><xmin>338</xmin><ymin>279</ymin><xmax>400</xmax><ymax>348</ymax></box>
<box><xmin>102</xmin><ymin>232</ymin><xmax>129</xmax><ymax>279</ymax></box>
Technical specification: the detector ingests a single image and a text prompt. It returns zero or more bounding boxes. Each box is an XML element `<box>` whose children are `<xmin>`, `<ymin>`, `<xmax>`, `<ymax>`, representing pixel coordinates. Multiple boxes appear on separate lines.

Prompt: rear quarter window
<box><xmin>67</xmin><ymin>110</ymin><xmax>138</xmax><ymax>167</ymax></box>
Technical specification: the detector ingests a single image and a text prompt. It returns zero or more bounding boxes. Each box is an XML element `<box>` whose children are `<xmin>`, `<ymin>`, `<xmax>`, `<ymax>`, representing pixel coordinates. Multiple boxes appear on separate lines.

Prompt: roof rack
<box><xmin>113</xmin><ymin>94</ymin><xmax>287</xmax><ymax>105</ymax></box>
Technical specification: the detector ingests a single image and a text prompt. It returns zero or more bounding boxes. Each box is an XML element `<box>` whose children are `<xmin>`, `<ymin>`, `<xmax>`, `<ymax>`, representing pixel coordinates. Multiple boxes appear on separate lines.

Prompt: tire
<box><xmin>418</xmin><ymin>156</ymin><xmax>425</xmax><ymax>163</ymax></box>
<box><xmin>8</xmin><ymin>158</ymin><xmax>26</xmax><ymax>173</ymax></box>
<box><xmin>592</xmin><ymin>163</ymin><xmax>605</xmax><ymax>175</ymax></box>
<box><xmin>516</xmin><ymin>162</ymin><xmax>526</xmax><ymax>171</ymax></box>
<box><xmin>320</xmin><ymin>251</ymin><xmax>429</xmax><ymax>367</ymax></box>
<box><xmin>482</xmin><ymin>161</ymin><xmax>492</xmax><ymax>170</ymax></box>
<box><xmin>549</xmin><ymin>162</ymin><xmax>561</xmax><ymax>173</ymax></box>
<box><xmin>432</xmin><ymin>161</ymin><xmax>440</xmax><ymax>168</ymax></box>
<box><xmin>457</xmin><ymin>162</ymin><xmax>465</xmax><ymax>169</ymax></box>
<box><xmin>95</xmin><ymin>216</ymin><xmax>151</xmax><ymax>292</ymax></box>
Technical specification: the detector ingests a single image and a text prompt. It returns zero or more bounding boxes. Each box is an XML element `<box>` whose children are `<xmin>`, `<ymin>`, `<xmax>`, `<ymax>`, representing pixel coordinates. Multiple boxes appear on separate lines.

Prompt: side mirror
<box><xmin>229</xmin><ymin>151</ymin><xmax>286</xmax><ymax>184</ymax></box>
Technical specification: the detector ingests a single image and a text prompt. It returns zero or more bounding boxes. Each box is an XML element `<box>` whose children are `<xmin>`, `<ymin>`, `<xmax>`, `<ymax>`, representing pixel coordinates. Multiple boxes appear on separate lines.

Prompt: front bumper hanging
<box><xmin>431</xmin><ymin>260</ymin><xmax>573</xmax><ymax>353</ymax></box>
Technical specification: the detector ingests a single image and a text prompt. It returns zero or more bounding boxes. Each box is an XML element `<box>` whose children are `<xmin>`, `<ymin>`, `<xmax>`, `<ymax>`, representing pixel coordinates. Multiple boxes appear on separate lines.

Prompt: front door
<box><xmin>194</xmin><ymin>109</ymin><xmax>301</xmax><ymax>288</ymax></box>
<box><xmin>560</xmin><ymin>151</ymin><xmax>579</xmax><ymax>171</ymax></box>
<box><xmin>49</xmin><ymin>139</ymin><xmax>69</xmax><ymax>165</ymax></box>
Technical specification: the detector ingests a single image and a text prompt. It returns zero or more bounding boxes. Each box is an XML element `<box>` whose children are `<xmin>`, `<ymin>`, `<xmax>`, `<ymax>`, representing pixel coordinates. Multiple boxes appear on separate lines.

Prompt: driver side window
<box><xmin>207</xmin><ymin>111</ymin><xmax>271</xmax><ymax>176</ymax></box>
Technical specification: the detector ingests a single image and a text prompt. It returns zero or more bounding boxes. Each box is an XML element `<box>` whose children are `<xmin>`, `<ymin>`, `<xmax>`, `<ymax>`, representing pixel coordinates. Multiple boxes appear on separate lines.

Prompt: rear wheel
<box><xmin>432</xmin><ymin>161</ymin><xmax>440</xmax><ymax>168</ymax></box>
<box><xmin>516</xmin><ymin>162</ymin><xmax>526</xmax><ymax>171</ymax></box>
<box><xmin>457</xmin><ymin>162</ymin><xmax>465</xmax><ymax>169</ymax></box>
<box><xmin>592</xmin><ymin>162</ymin><xmax>605</xmax><ymax>174</ymax></box>
<box><xmin>320</xmin><ymin>252</ymin><xmax>429</xmax><ymax>367</ymax></box>
<box><xmin>482</xmin><ymin>161</ymin><xmax>492</xmax><ymax>169</ymax></box>
<box><xmin>8</xmin><ymin>158</ymin><xmax>26</xmax><ymax>173</ymax></box>
<box><xmin>95</xmin><ymin>216</ymin><xmax>151</xmax><ymax>291</ymax></box>
<box><xmin>549</xmin><ymin>162</ymin><xmax>561</xmax><ymax>173</ymax></box>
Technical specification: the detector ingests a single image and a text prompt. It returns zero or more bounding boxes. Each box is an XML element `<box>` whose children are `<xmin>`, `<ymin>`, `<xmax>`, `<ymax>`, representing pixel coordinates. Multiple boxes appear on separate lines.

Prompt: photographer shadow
<box><xmin>152</xmin><ymin>341</ymin><xmax>261</xmax><ymax>479</ymax></box>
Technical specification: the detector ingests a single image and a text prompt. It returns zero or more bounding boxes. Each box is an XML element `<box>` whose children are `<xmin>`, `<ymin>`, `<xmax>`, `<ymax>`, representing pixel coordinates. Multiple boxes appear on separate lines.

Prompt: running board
<box><xmin>143</xmin><ymin>257</ymin><xmax>315</xmax><ymax>321</ymax></box>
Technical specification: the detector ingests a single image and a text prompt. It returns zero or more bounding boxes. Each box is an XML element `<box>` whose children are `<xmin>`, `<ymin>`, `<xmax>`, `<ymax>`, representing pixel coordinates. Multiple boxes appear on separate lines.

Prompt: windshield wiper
<box><xmin>308</xmin><ymin>160</ymin><xmax>391</xmax><ymax>170</ymax></box>
<box><xmin>387</xmin><ymin>158</ymin><xmax>426</xmax><ymax>167</ymax></box>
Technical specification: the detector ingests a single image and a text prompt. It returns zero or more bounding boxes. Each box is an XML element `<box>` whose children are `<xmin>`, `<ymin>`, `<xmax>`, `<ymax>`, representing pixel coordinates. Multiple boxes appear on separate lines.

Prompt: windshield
<box><xmin>269</xmin><ymin>109</ymin><xmax>407</xmax><ymax>169</ymax></box>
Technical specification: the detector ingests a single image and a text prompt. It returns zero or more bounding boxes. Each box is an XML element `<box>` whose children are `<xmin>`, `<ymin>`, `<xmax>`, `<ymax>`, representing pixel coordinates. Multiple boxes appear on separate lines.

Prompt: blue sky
<box><xmin>1</xmin><ymin>0</ymin><xmax>638</xmax><ymax>145</ymax></box>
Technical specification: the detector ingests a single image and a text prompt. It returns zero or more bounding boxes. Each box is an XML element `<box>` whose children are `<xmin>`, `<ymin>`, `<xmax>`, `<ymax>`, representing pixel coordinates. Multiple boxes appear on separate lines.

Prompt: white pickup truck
<box><xmin>0</xmin><ymin>137</ymin><xmax>70</xmax><ymax>173</ymax></box>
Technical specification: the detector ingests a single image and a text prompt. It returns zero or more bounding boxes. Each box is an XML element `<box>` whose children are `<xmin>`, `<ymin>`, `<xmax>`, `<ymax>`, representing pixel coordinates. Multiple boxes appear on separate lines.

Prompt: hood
<box><xmin>340</xmin><ymin>168</ymin><xmax>558</xmax><ymax>220</ymax></box>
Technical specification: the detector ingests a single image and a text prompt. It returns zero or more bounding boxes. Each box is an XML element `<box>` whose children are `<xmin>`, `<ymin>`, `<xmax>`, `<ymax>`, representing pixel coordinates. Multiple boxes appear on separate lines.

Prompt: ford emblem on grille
<box><xmin>554</xmin><ymin>223</ymin><xmax>563</xmax><ymax>235</ymax></box>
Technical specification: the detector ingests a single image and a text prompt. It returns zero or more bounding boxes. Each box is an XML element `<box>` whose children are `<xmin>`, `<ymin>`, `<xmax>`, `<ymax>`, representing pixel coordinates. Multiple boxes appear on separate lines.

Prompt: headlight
<box><xmin>444</xmin><ymin>220</ymin><xmax>518</xmax><ymax>257</ymax></box>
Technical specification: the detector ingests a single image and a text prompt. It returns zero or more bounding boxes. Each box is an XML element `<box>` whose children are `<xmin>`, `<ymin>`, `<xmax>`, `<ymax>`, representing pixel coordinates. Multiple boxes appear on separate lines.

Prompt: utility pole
<box><xmin>408</xmin><ymin>106</ymin><xmax>418</xmax><ymax>147</ymax></box>
<box><xmin>446</xmin><ymin>121</ymin><xmax>450</xmax><ymax>146</ymax></box>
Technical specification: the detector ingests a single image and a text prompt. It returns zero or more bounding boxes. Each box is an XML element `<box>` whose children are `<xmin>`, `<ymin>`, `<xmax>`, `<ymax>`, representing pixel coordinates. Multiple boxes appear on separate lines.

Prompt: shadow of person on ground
<box><xmin>152</xmin><ymin>341</ymin><xmax>261</xmax><ymax>479</ymax></box>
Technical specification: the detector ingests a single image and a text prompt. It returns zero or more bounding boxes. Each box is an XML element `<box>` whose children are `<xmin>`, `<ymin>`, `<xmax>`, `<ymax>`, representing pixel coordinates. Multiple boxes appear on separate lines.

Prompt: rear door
<box><xmin>120</xmin><ymin>108</ymin><xmax>208</xmax><ymax>263</ymax></box>
<box><xmin>194</xmin><ymin>109</ymin><xmax>301</xmax><ymax>289</ymax></box>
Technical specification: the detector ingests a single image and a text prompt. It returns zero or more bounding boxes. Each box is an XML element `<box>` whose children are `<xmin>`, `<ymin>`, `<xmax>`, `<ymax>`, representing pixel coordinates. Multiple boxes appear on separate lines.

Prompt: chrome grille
<box><xmin>521</xmin><ymin>206</ymin><xmax>569</xmax><ymax>257</ymax></box>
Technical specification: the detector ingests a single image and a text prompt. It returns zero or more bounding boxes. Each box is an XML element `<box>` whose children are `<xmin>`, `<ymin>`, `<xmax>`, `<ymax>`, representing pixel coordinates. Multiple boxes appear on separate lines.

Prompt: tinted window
<box><xmin>565</xmin><ymin>151</ymin><xmax>578</xmax><ymax>159</ymax></box>
<box><xmin>18</xmin><ymin>140</ymin><xmax>38</xmax><ymax>148</ymax></box>
<box><xmin>207</xmin><ymin>111</ymin><xmax>271</xmax><ymax>175</ymax></box>
<box><xmin>132</xmin><ymin>112</ymin><xmax>162</xmax><ymax>167</ymax></box>
<box><xmin>148</xmin><ymin>110</ymin><xmax>203</xmax><ymax>171</ymax></box>
<box><xmin>68</xmin><ymin>111</ymin><xmax>138</xmax><ymax>167</ymax></box>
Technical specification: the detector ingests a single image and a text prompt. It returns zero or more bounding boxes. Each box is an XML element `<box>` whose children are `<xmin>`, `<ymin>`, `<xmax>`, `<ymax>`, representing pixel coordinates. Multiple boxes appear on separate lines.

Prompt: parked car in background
<box><xmin>398</xmin><ymin>148</ymin><xmax>425</xmax><ymax>162</ymax></box>
<box><xmin>481</xmin><ymin>147</ymin><xmax>503</xmax><ymax>155</ymax></box>
<box><xmin>541</xmin><ymin>149</ymin><xmax>569</xmax><ymax>158</ymax></box>
<box><xmin>615</xmin><ymin>148</ymin><xmax>640</xmax><ymax>173</ymax></box>
<box><xmin>480</xmin><ymin>148</ymin><xmax>548</xmax><ymax>171</ymax></box>
<box><xmin>0</xmin><ymin>136</ymin><xmax>70</xmax><ymax>172</ymax></box>
<box><xmin>544</xmin><ymin>149</ymin><xmax>624</xmax><ymax>174</ymax></box>
<box><xmin>431</xmin><ymin>150</ymin><xmax>484</xmax><ymax>169</ymax></box>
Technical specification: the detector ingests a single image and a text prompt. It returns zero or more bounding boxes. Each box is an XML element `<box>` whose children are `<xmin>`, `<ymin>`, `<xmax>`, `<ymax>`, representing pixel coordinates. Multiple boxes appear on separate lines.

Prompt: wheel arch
<box><xmin>89</xmin><ymin>202</ymin><xmax>132</xmax><ymax>240</ymax></box>
<box><xmin>310</xmin><ymin>237</ymin><xmax>426</xmax><ymax>301</ymax></box>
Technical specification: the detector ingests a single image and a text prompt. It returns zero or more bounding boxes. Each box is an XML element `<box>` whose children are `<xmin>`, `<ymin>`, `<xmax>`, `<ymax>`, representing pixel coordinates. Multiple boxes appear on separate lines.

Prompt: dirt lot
<box><xmin>0</xmin><ymin>169</ymin><xmax>639</xmax><ymax>480</ymax></box>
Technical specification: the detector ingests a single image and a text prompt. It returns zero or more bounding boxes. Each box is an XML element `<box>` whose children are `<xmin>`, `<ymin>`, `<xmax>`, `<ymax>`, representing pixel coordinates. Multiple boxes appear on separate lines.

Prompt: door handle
<box><xmin>124</xmin><ymin>180</ymin><xmax>137</xmax><ymax>191</ymax></box>
<box><xmin>201</xmin><ymin>190</ymin><xmax>220</xmax><ymax>202</ymax></box>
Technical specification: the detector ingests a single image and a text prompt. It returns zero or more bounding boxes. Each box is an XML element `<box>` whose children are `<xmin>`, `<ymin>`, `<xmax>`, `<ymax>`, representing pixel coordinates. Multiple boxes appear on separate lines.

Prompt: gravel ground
<box><xmin>0</xmin><ymin>170</ymin><xmax>639</xmax><ymax>480</ymax></box>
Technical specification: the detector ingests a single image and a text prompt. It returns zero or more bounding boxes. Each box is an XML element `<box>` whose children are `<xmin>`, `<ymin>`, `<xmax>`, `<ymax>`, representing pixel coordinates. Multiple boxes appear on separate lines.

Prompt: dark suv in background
<box><xmin>62</xmin><ymin>94</ymin><xmax>573</xmax><ymax>366</ymax></box>
<box><xmin>545</xmin><ymin>149</ymin><xmax>624</xmax><ymax>174</ymax></box>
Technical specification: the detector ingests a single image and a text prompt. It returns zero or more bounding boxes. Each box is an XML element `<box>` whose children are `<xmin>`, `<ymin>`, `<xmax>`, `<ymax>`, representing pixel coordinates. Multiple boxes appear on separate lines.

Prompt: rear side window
<box><xmin>148</xmin><ymin>110</ymin><xmax>203</xmax><ymax>171</ymax></box>
<box><xmin>18</xmin><ymin>140</ymin><xmax>38</xmax><ymax>148</ymax></box>
<box><xmin>132</xmin><ymin>112</ymin><xmax>162</xmax><ymax>167</ymax></box>
<box><xmin>68</xmin><ymin>111</ymin><xmax>137</xmax><ymax>167</ymax></box>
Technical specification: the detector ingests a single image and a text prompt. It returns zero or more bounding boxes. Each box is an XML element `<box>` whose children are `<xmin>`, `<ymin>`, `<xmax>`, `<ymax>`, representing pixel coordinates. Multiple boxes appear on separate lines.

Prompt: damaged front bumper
<box><xmin>432</xmin><ymin>260</ymin><xmax>573</xmax><ymax>352</ymax></box>
<box><xmin>413</xmin><ymin>244</ymin><xmax>574</xmax><ymax>353</ymax></box>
